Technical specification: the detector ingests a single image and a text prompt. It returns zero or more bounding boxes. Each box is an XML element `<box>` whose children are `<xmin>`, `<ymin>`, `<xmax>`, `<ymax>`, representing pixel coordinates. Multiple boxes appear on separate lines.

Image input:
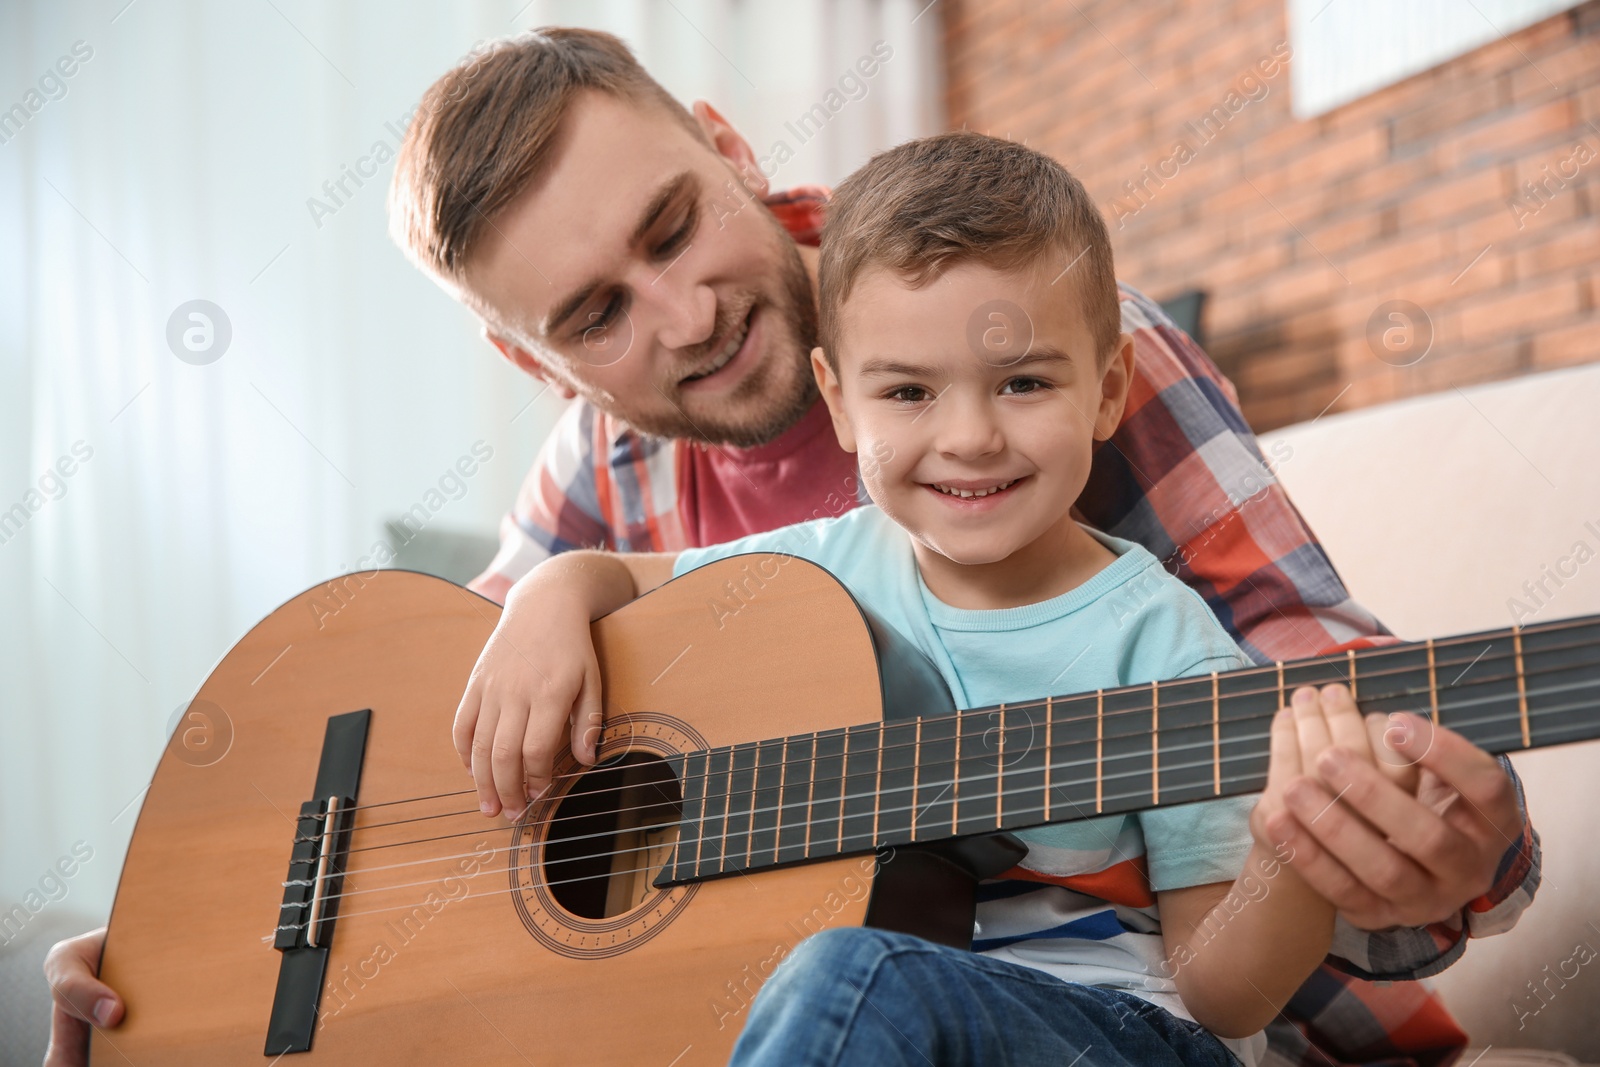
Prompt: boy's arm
<box><xmin>1158</xmin><ymin>848</ymin><xmax>1335</xmax><ymax>1039</ymax></box>
<box><xmin>1156</xmin><ymin>684</ymin><xmax>1371</xmax><ymax>1038</ymax></box>
<box><xmin>454</xmin><ymin>550</ymin><xmax>678</xmax><ymax>817</ymax></box>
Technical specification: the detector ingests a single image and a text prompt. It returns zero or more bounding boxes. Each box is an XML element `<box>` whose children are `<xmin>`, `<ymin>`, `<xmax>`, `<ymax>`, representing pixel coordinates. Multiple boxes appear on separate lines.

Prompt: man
<box><xmin>46</xmin><ymin>27</ymin><xmax>1537</xmax><ymax>1066</ymax></box>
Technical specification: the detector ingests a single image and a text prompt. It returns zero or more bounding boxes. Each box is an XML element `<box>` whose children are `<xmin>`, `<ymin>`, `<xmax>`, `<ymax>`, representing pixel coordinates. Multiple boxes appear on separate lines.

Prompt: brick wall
<box><xmin>942</xmin><ymin>0</ymin><xmax>1600</xmax><ymax>429</ymax></box>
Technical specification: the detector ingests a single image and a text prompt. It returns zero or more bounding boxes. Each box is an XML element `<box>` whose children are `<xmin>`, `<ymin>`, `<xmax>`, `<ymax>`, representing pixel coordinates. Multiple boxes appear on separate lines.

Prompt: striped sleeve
<box><xmin>1078</xmin><ymin>284</ymin><xmax>1539</xmax><ymax>983</ymax></box>
<box><xmin>1079</xmin><ymin>284</ymin><xmax>1395</xmax><ymax>665</ymax></box>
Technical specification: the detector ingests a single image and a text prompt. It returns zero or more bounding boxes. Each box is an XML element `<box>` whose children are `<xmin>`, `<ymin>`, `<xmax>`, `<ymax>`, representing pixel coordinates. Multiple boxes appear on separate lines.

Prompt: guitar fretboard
<box><xmin>660</xmin><ymin>614</ymin><xmax>1600</xmax><ymax>884</ymax></box>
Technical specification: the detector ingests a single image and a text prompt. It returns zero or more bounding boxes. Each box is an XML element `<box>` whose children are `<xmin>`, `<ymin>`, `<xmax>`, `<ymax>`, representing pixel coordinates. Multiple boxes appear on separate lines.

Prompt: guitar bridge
<box><xmin>265</xmin><ymin>708</ymin><xmax>370</xmax><ymax>1055</ymax></box>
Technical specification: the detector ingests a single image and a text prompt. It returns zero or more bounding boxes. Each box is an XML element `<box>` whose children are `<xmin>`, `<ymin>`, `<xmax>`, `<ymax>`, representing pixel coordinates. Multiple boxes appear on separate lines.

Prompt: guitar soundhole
<box><xmin>542</xmin><ymin>752</ymin><xmax>683</xmax><ymax>920</ymax></box>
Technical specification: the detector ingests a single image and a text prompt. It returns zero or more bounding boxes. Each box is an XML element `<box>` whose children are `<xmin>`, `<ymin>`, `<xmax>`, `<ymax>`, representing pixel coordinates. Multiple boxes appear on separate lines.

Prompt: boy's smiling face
<box><xmin>815</xmin><ymin>257</ymin><xmax>1133</xmax><ymax>598</ymax></box>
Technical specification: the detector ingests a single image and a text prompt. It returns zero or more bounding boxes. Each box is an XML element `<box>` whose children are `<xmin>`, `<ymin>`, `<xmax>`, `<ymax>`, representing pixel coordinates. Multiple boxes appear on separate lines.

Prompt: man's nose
<box><xmin>634</xmin><ymin>263</ymin><xmax>717</xmax><ymax>353</ymax></box>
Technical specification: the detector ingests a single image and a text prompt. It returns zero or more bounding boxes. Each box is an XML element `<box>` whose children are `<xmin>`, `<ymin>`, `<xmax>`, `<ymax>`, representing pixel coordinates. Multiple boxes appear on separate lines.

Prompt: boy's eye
<box><xmin>1002</xmin><ymin>376</ymin><xmax>1049</xmax><ymax>395</ymax></box>
<box><xmin>884</xmin><ymin>384</ymin><xmax>930</xmax><ymax>404</ymax></box>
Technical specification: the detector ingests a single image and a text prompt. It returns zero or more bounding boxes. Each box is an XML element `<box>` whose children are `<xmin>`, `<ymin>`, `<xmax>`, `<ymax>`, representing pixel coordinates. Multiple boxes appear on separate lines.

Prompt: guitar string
<box><xmin>332</xmin><ymin>648</ymin><xmax>1557</xmax><ymax>858</ymax></box>
<box><xmin>271</xmin><ymin>677</ymin><xmax>1594</xmax><ymax>928</ymax></box>
<box><xmin>288</xmin><ymin>674</ymin><xmax>1584</xmax><ymax>903</ymax></box>
<box><xmin>327</xmin><ymin>633</ymin><xmax>1589</xmax><ymax>834</ymax></box>
<box><xmin>270</xmin><ymin>709</ymin><xmax>1571</xmax><ymax>939</ymax></box>
<box><xmin>327</xmin><ymin>618</ymin><xmax>1594</xmax><ymax>816</ymax></box>
<box><xmin>328</xmin><ymin>639</ymin><xmax>1586</xmax><ymax>845</ymax></box>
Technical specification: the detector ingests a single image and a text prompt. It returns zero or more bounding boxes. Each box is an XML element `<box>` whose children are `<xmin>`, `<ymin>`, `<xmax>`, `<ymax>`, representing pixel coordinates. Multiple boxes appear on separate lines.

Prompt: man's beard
<box><xmin>617</xmin><ymin>226</ymin><xmax>820</xmax><ymax>449</ymax></box>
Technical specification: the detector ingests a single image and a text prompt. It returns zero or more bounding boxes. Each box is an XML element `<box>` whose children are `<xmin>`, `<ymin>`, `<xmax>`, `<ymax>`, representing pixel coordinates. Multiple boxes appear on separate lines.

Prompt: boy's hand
<box><xmin>452</xmin><ymin>551</ymin><xmax>676</xmax><ymax>820</ymax></box>
<box><xmin>453</xmin><ymin>573</ymin><xmax>604</xmax><ymax>819</ymax></box>
<box><xmin>1251</xmin><ymin>684</ymin><xmax>1411</xmax><ymax>868</ymax></box>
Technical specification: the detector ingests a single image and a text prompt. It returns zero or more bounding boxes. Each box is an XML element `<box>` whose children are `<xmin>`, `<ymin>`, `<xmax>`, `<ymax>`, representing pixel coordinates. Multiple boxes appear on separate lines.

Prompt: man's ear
<box><xmin>483</xmin><ymin>328</ymin><xmax>577</xmax><ymax>401</ymax></box>
<box><xmin>810</xmin><ymin>346</ymin><xmax>856</xmax><ymax>454</ymax></box>
<box><xmin>1093</xmin><ymin>332</ymin><xmax>1136</xmax><ymax>442</ymax></box>
<box><xmin>691</xmin><ymin>100</ymin><xmax>768</xmax><ymax>201</ymax></box>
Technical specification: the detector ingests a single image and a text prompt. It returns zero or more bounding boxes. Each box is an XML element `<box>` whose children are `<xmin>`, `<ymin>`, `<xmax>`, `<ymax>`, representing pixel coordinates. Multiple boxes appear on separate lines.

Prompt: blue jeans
<box><xmin>728</xmin><ymin>928</ymin><xmax>1241</xmax><ymax>1067</ymax></box>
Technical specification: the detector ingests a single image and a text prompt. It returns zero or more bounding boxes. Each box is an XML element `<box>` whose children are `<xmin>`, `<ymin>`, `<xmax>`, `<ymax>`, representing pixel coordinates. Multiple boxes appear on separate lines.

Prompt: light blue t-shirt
<box><xmin>674</xmin><ymin>505</ymin><xmax>1267</xmax><ymax>1059</ymax></box>
<box><xmin>674</xmin><ymin>504</ymin><xmax>1258</xmax><ymax>888</ymax></box>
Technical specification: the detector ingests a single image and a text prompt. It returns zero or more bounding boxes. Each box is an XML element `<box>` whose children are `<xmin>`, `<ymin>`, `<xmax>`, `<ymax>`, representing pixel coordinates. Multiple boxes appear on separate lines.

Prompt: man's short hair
<box><xmin>818</xmin><ymin>131</ymin><xmax>1120</xmax><ymax>368</ymax></box>
<box><xmin>389</xmin><ymin>28</ymin><xmax>707</xmax><ymax>286</ymax></box>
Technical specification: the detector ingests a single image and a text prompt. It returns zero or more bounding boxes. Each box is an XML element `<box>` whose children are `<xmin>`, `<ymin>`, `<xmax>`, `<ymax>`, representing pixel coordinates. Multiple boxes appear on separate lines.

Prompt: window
<box><xmin>1287</xmin><ymin>0</ymin><xmax>1581</xmax><ymax>118</ymax></box>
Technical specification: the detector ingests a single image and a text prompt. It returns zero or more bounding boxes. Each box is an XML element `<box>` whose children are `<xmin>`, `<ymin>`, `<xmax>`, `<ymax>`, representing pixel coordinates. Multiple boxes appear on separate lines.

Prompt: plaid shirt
<box><xmin>472</xmin><ymin>186</ymin><xmax>1539</xmax><ymax>1065</ymax></box>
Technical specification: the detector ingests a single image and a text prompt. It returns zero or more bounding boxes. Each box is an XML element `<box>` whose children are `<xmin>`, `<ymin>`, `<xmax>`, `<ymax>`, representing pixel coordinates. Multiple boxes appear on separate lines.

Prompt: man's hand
<box><xmin>1249</xmin><ymin>684</ymin><xmax>1390</xmax><ymax>870</ymax></box>
<box><xmin>43</xmin><ymin>927</ymin><xmax>121</xmax><ymax>1067</ymax></box>
<box><xmin>1257</xmin><ymin>688</ymin><xmax>1526</xmax><ymax>930</ymax></box>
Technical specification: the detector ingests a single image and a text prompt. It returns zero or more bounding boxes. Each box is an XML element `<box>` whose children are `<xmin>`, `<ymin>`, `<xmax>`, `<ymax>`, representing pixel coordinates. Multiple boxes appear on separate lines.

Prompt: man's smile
<box><xmin>680</xmin><ymin>305</ymin><xmax>757</xmax><ymax>389</ymax></box>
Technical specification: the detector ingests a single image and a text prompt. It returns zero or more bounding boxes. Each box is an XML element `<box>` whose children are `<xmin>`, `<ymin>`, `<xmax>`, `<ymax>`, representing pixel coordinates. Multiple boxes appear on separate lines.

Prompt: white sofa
<box><xmin>1260</xmin><ymin>362</ymin><xmax>1600</xmax><ymax>1063</ymax></box>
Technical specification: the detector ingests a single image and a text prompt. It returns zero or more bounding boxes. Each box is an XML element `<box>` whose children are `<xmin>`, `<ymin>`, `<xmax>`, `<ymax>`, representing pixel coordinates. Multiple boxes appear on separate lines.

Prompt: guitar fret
<box><xmin>1151</xmin><ymin>681</ymin><xmax>1160</xmax><ymax>806</ymax></box>
<box><xmin>1347</xmin><ymin>649</ymin><xmax>1358</xmax><ymax>700</ymax></box>
<box><xmin>1426</xmin><ymin>637</ymin><xmax>1440</xmax><ymax>724</ymax></box>
<box><xmin>776</xmin><ymin>733</ymin><xmax>812</xmax><ymax>866</ymax></box>
<box><xmin>913</xmin><ymin>713</ymin><xmax>957</xmax><ymax>842</ymax></box>
<box><xmin>774</xmin><ymin>738</ymin><xmax>787</xmax><ymax>865</ymax></box>
<box><xmin>911</xmin><ymin>718</ymin><xmax>921</xmax><ymax>840</ymax></box>
<box><xmin>998</xmin><ymin>700</ymin><xmax>1047</xmax><ymax>831</ymax></box>
<box><xmin>955</xmin><ymin>709</ymin><xmax>992</xmax><ymax>836</ymax></box>
<box><xmin>1211</xmin><ymin>671</ymin><xmax>1220</xmax><ymax>795</ymax></box>
<box><xmin>836</xmin><ymin>734</ymin><xmax>847</xmax><ymax>855</ymax></box>
<box><xmin>996</xmin><ymin>704</ymin><xmax>1005</xmax><ymax>829</ymax></box>
<box><xmin>809</xmin><ymin>728</ymin><xmax>846</xmax><ymax>861</ymax></box>
<box><xmin>836</xmin><ymin>774</ymin><xmax>845</xmax><ymax>854</ymax></box>
<box><xmin>839</xmin><ymin>724</ymin><xmax>878</xmax><ymax>853</ymax></box>
<box><xmin>749</xmin><ymin>740</ymin><xmax>783</xmax><ymax>866</ymax></box>
<box><xmin>1513</xmin><ymin>624</ymin><xmax>1530</xmax><ymax>747</ymax></box>
<box><xmin>688</xmin><ymin>752</ymin><xmax>706</xmax><ymax>874</ymax></box>
<box><xmin>1043</xmin><ymin>696</ymin><xmax>1052</xmax><ymax>822</ymax></box>
<box><xmin>803</xmin><ymin>737</ymin><xmax>815</xmax><ymax>858</ymax></box>
<box><xmin>1095</xmin><ymin>688</ymin><xmax>1104</xmax><ymax>815</ymax></box>
<box><xmin>876</xmin><ymin>720</ymin><xmax>917</xmax><ymax>846</ymax></box>
<box><xmin>704</xmin><ymin>747</ymin><xmax>732</xmax><ymax>876</ymax></box>
<box><xmin>952</xmin><ymin>709</ymin><xmax>961</xmax><ymax>838</ymax></box>
<box><xmin>1276</xmin><ymin>661</ymin><xmax>1285</xmax><ymax>707</ymax></box>
<box><xmin>731</xmin><ymin>743</ymin><xmax>758</xmax><ymax>869</ymax></box>
<box><xmin>873</xmin><ymin>721</ymin><xmax>884</xmax><ymax>846</ymax></box>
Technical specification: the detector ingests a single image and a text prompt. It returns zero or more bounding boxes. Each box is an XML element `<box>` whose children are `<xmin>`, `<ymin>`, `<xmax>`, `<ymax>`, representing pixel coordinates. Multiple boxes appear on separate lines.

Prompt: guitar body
<box><xmin>95</xmin><ymin>561</ymin><xmax>997</xmax><ymax>1066</ymax></box>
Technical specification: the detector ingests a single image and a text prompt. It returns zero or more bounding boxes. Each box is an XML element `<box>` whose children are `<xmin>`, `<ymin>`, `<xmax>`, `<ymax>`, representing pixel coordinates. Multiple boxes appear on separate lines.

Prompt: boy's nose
<box><xmin>933</xmin><ymin>394</ymin><xmax>1005</xmax><ymax>460</ymax></box>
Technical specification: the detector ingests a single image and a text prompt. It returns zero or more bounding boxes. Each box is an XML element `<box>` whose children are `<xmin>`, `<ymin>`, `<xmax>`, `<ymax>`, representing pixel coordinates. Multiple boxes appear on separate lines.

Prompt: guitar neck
<box><xmin>663</xmin><ymin>614</ymin><xmax>1600</xmax><ymax>883</ymax></box>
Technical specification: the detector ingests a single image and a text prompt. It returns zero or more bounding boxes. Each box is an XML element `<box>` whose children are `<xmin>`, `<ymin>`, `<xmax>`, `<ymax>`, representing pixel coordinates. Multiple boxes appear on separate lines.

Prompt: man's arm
<box><xmin>1264</xmin><ymin>735</ymin><xmax>1537</xmax><ymax>980</ymax></box>
<box><xmin>469</xmin><ymin>398</ymin><xmax>614</xmax><ymax>605</ymax></box>
<box><xmin>43</xmin><ymin>929</ymin><xmax>120</xmax><ymax>1067</ymax></box>
<box><xmin>1088</xmin><ymin>283</ymin><xmax>1538</xmax><ymax>977</ymax></box>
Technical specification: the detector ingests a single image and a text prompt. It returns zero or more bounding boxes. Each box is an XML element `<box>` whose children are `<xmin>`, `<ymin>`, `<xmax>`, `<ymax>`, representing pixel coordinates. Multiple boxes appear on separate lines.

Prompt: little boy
<box><xmin>456</xmin><ymin>131</ymin><xmax>1390</xmax><ymax>1066</ymax></box>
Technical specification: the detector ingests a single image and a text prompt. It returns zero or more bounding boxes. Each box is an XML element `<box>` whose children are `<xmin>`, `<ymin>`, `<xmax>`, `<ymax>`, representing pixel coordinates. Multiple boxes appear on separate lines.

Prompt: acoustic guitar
<box><xmin>94</xmin><ymin>560</ymin><xmax>1593</xmax><ymax>1064</ymax></box>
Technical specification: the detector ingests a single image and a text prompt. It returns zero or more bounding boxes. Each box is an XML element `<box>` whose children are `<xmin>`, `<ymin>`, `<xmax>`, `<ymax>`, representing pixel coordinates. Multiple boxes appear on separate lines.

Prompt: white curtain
<box><xmin>0</xmin><ymin>0</ymin><xmax>942</xmax><ymax>931</ymax></box>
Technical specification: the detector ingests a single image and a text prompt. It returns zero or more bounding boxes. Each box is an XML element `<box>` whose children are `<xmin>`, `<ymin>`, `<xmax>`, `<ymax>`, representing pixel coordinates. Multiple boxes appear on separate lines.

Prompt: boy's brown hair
<box><xmin>389</xmin><ymin>28</ymin><xmax>707</xmax><ymax>286</ymax></box>
<box><xmin>818</xmin><ymin>131</ymin><xmax>1120</xmax><ymax>368</ymax></box>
